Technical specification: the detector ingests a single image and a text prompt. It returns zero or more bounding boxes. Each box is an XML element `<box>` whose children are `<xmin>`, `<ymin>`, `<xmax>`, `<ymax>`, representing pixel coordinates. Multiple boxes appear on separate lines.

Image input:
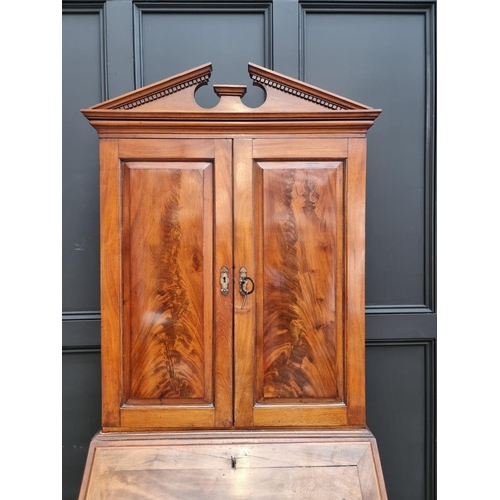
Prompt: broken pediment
<box><xmin>81</xmin><ymin>62</ymin><xmax>381</xmax><ymax>134</ymax></box>
<box><xmin>85</xmin><ymin>63</ymin><xmax>213</xmax><ymax>112</ymax></box>
<box><xmin>248</xmin><ymin>63</ymin><xmax>372</xmax><ymax>112</ymax></box>
<box><xmin>83</xmin><ymin>62</ymin><xmax>378</xmax><ymax>114</ymax></box>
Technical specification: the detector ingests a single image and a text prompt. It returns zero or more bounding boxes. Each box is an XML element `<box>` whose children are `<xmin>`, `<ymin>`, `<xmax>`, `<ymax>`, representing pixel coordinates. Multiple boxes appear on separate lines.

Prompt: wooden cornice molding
<box><xmin>248</xmin><ymin>63</ymin><xmax>370</xmax><ymax>111</ymax></box>
<box><xmin>81</xmin><ymin>62</ymin><xmax>381</xmax><ymax>134</ymax></box>
<box><xmin>251</xmin><ymin>72</ymin><xmax>347</xmax><ymax>110</ymax></box>
<box><xmin>87</xmin><ymin>62</ymin><xmax>213</xmax><ymax>111</ymax></box>
<box><xmin>115</xmin><ymin>72</ymin><xmax>211</xmax><ymax>110</ymax></box>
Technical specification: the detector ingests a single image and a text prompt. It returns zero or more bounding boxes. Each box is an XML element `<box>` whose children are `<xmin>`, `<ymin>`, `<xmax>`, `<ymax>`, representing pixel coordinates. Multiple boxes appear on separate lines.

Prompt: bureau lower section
<box><xmin>79</xmin><ymin>429</ymin><xmax>387</xmax><ymax>500</ymax></box>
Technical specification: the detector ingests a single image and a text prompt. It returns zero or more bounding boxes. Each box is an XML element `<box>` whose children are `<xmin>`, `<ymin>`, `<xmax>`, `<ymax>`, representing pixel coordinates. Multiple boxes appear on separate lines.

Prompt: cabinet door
<box><xmin>100</xmin><ymin>138</ymin><xmax>233</xmax><ymax>430</ymax></box>
<box><xmin>234</xmin><ymin>138</ymin><xmax>367</xmax><ymax>428</ymax></box>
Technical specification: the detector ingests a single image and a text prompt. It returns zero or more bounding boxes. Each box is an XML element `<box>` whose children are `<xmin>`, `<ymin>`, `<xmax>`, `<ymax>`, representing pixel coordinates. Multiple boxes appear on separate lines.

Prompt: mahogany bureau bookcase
<box><xmin>79</xmin><ymin>62</ymin><xmax>386</xmax><ymax>499</ymax></box>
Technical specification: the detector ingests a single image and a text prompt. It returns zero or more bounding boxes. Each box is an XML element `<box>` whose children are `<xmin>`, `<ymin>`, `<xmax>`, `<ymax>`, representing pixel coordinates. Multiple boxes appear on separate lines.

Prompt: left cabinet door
<box><xmin>100</xmin><ymin>138</ymin><xmax>233</xmax><ymax>431</ymax></box>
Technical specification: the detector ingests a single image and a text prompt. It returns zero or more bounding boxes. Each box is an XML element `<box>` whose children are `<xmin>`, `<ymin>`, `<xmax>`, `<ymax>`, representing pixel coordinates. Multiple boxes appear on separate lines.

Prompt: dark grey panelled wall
<box><xmin>62</xmin><ymin>1</ymin><xmax>436</xmax><ymax>499</ymax></box>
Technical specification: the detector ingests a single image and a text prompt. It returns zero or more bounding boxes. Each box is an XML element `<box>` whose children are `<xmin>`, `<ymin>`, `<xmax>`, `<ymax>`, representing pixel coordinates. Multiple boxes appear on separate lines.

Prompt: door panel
<box><xmin>234</xmin><ymin>138</ymin><xmax>364</xmax><ymax>428</ymax></box>
<box><xmin>123</xmin><ymin>162</ymin><xmax>212</xmax><ymax>404</ymax></box>
<box><xmin>257</xmin><ymin>162</ymin><xmax>344</xmax><ymax>402</ymax></box>
<box><xmin>102</xmin><ymin>138</ymin><xmax>233</xmax><ymax>430</ymax></box>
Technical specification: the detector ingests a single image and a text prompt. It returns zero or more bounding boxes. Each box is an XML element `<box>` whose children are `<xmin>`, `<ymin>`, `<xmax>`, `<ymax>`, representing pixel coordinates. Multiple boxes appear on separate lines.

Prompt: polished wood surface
<box><xmin>79</xmin><ymin>430</ymin><xmax>387</xmax><ymax>500</ymax></box>
<box><xmin>100</xmin><ymin>138</ymin><xmax>234</xmax><ymax>431</ymax></box>
<box><xmin>82</xmin><ymin>63</ymin><xmax>386</xmax><ymax>498</ymax></box>
<box><xmin>213</xmin><ymin>139</ymin><xmax>234</xmax><ymax>429</ymax></box>
<box><xmin>99</xmin><ymin>139</ymin><xmax>122</xmax><ymax>428</ymax></box>
<box><xmin>83</xmin><ymin>62</ymin><xmax>378</xmax><ymax>116</ymax></box>
<box><xmin>233</xmin><ymin>139</ymin><xmax>255</xmax><ymax>429</ymax></box>
<box><xmin>252</xmin><ymin>138</ymin><xmax>348</xmax><ymax>158</ymax></box>
<box><xmin>95</xmin><ymin>114</ymin><xmax>370</xmax><ymax>430</ymax></box>
<box><xmin>260</xmin><ymin>162</ymin><xmax>342</xmax><ymax>400</ymax></box>
<box><xmin>81</xmin><ymin>63</ymin><xmax>381</xmax><ymax>136</ymax></box>
<box><xmin>344</xmin><ymin>138</ymin><xmax>367</xmax><ymax>426</ymax></box>
<box><xmin>124</xmin><ymin>162</ymin><xmax>211</xmax><ymax>403</ymax></box>
<box><xmin>233</xmin><ymin>139</ymin><xmax>361</xmax><ymax>428</ymax></box>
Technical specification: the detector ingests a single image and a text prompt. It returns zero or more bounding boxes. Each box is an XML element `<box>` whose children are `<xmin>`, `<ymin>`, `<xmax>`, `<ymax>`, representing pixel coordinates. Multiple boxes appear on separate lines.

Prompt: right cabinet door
<box><xmin>234</xmin><ymin>137</ymin><xmax>367</xmax><ymax>428</ymax></box>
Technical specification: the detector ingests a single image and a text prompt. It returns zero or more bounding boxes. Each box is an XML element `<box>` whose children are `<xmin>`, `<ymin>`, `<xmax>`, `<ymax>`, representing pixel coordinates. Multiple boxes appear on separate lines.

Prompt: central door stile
<box><xmin>214</xmin><ymin>139</ymin><xmax>234</xmax><ymax>428</ymax></box>
<box><xmin>233</xmin><ymin>139</ymin><xmax>255</xmax><ymax>427</ymax></box>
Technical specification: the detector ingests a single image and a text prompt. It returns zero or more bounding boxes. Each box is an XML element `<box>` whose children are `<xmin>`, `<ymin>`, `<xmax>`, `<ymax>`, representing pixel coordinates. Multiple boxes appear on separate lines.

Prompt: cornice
<box><xmin>115</xmin><ymin>73</ymin><xmax>211</xmax><ymax>110</ymax></box>
<box><xmin>250</xmin><ymin>73</ymin><xmax>347</xmax><ymax>110</ymax></box>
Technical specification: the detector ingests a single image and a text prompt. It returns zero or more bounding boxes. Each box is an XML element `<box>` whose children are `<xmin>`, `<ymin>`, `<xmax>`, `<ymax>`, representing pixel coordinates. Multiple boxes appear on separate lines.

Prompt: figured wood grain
<box><xmin>98</xmin><ymin>138</ymin><xmax>236</xmax><ymax>431</ymax></box>
<box><xmin>82</xmin><ymin>64</ymin><xmax>387</xmax><ymax>499</ymax></box>
<box><xmin>124</xmin><ymin>162</ymin><xmax>211</xmax><ymax>402</ymax></box>
<box><xmin>260</xmin><ymin>163</ymin><xmax>342</xmax><ymax>400</ymax></box>
<box><xmin>234</xmin><ymin>138</ymin><xmax>367</xmax><ymax>429</ymax></box>
<box><xmin>80</xmin><ymin>430</ymin><xmax>387</xmax><ymax>500</ymax></box>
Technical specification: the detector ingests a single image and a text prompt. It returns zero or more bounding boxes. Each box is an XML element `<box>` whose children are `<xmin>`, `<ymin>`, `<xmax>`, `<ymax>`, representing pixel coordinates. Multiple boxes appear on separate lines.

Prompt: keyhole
<box><xmin>231</xmin><ymin>456</ymin><xmax>237</xmax><ymax>469</ymax></box>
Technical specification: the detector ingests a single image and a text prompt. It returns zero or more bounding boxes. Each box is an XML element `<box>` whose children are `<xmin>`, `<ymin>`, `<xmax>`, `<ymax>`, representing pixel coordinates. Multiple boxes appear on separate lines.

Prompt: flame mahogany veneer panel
<box><xmin>123</xmin><ymin>162</ymin><xmax>213</xmax><ymax>404</ymax></box>
<box><xmin>258</xmin><ymin>162</ymin><xmax>344</xmax><ymax>402</ymax></box>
